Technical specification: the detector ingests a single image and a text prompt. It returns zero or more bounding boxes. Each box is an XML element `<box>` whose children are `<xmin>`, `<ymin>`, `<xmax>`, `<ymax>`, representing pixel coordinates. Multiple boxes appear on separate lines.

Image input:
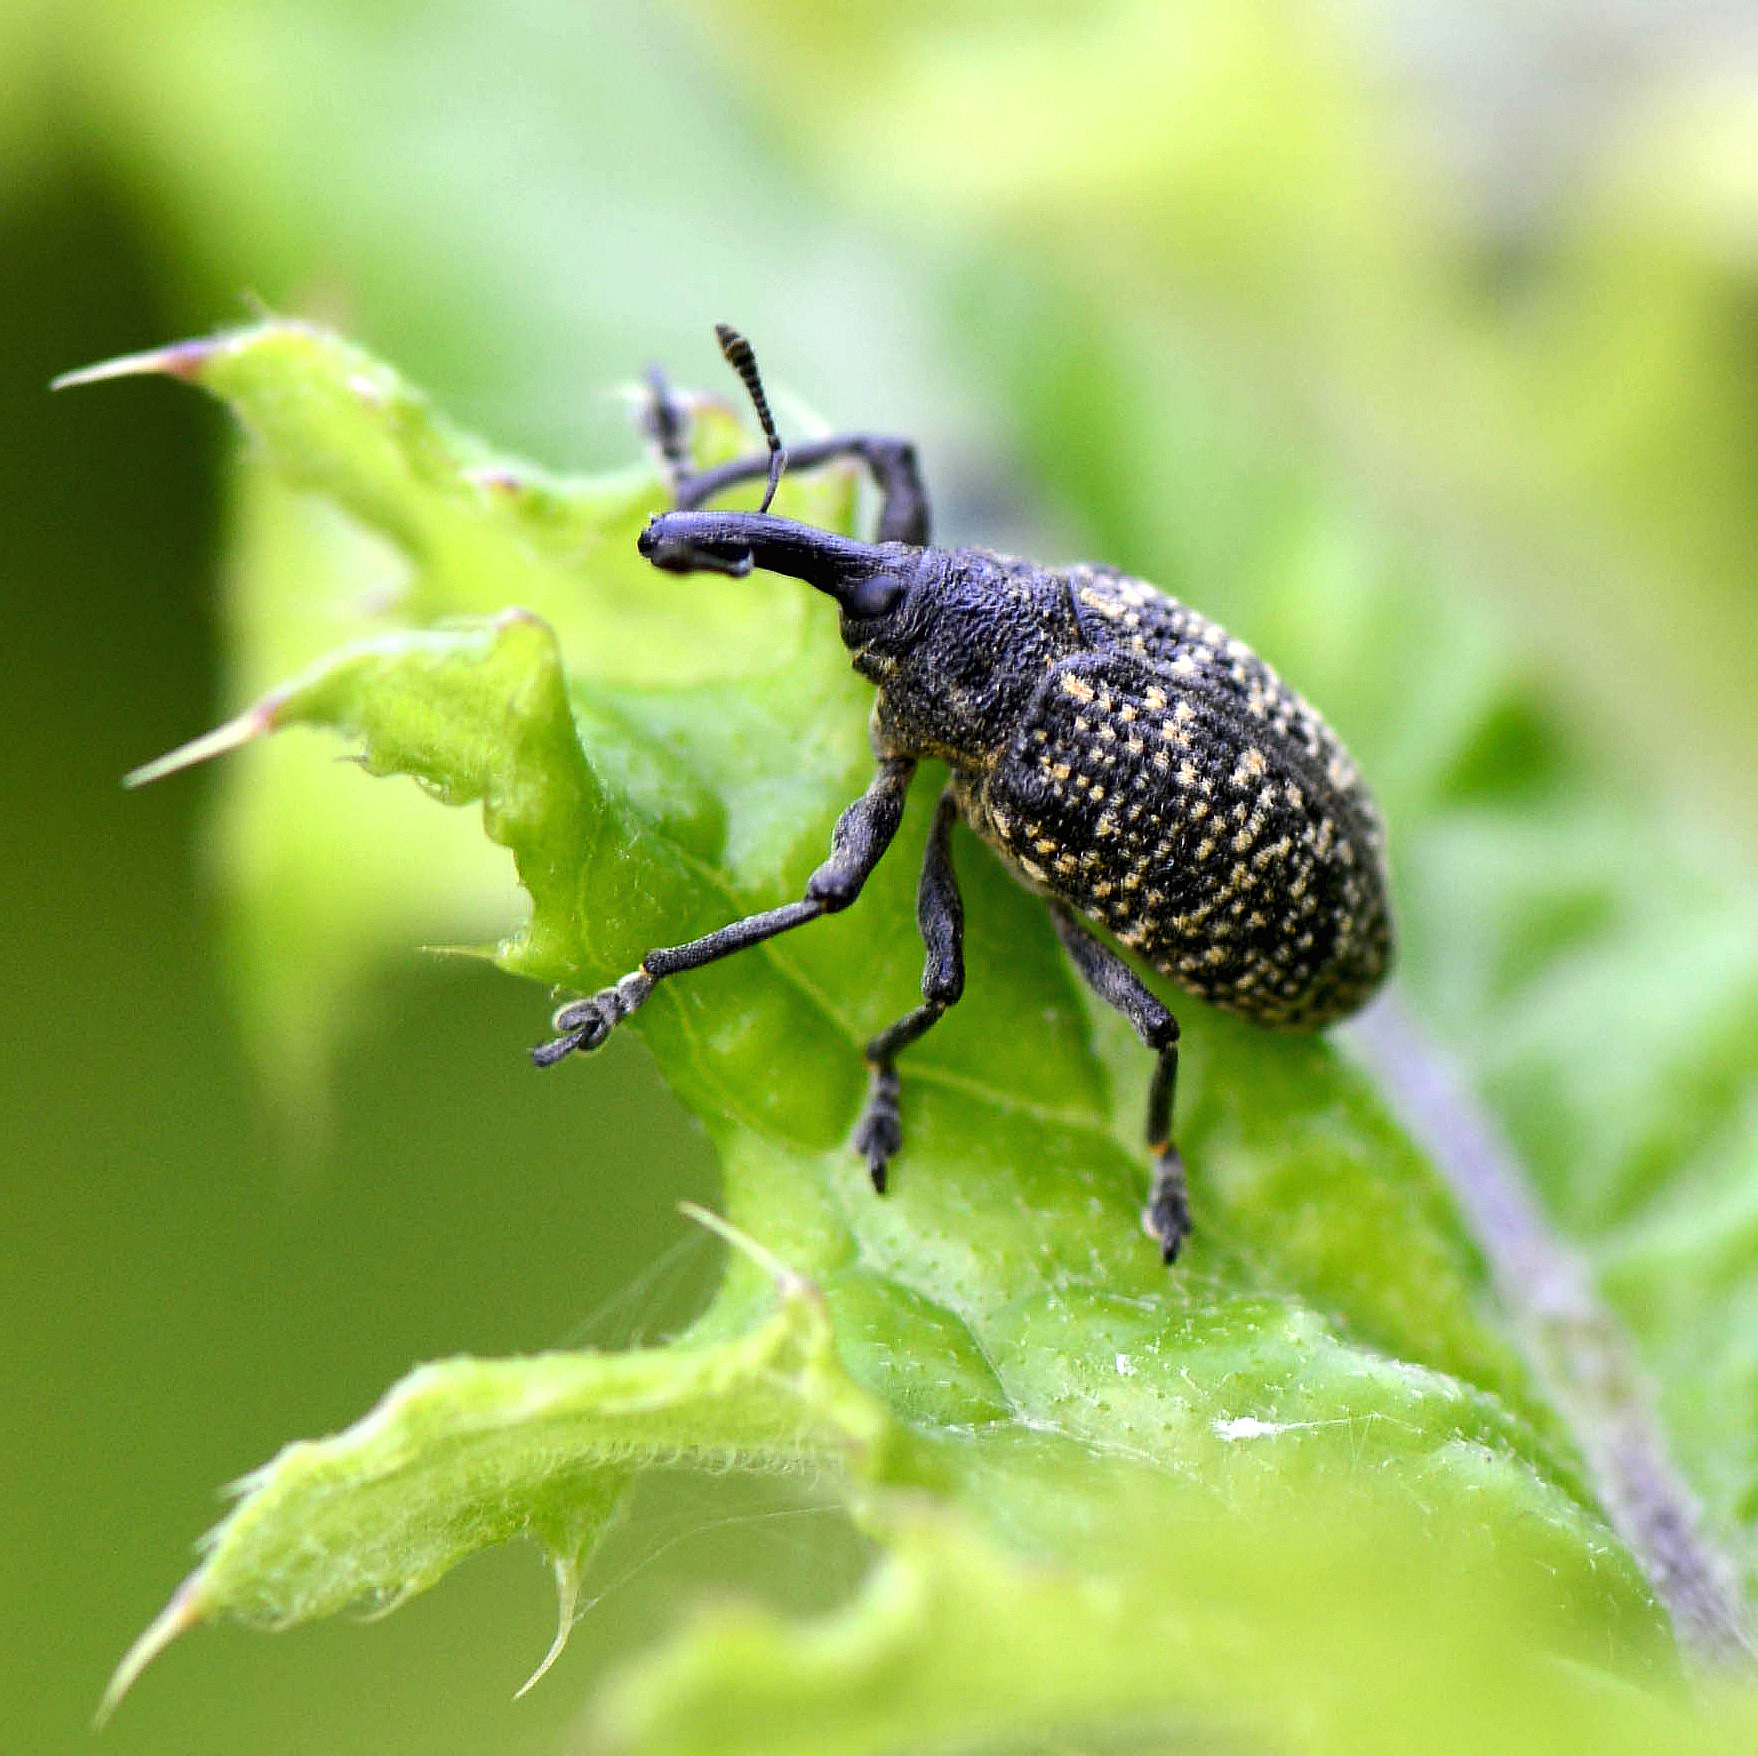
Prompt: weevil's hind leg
<box><xmin>1046</xmin><ymin>902</ymin><xmax>1190</xmax><ymax>1263</ymax></box>
<box><xmin>534</xmin><ymin>757</ymin><xmax>916</xmax><ymax>1065</ymax></box>
<box><xmin>855</xmin><ymin>789</ymin><xmax>965</xmax><ymax>1192</ymax></box>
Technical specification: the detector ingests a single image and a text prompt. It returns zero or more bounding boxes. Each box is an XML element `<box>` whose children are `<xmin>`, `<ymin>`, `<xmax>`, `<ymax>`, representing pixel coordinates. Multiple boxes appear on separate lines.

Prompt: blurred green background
<box><xmin>7</xmin><ymin>2</ymin><xmax>1757</xmax><ymax>1752</ymax></box>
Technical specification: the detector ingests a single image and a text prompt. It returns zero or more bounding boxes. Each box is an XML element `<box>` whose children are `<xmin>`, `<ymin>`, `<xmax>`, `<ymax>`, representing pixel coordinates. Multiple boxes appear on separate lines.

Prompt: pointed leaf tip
<box><xmin>52</xmin><ymin>338</ymin><xmax>221</xmax><ymax>393</ymax></box>
<box><xmin>124</xmin><ymin>702</ymin><xmax>279</xmax><ymax>789</ymax></box>
<box><xmin>96</xmin><ymin>1574</ymin><xmax>203</xmax><ymax>1727</ymax></box>
<box><xmin>677</xmin><ymin>1201</ymin><xmax>807</xmax><ymax>1294</ymax></box>
<box><xmin>514</xmin><ymin>1553</ymin><xmax>585</xmax><ymax>1700</ymax></box>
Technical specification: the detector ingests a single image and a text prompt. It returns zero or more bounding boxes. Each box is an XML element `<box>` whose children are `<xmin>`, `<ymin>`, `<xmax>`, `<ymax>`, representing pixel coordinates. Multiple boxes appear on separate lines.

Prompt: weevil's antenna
<box><xmin>714</xmin><ymin>322</ymin><xmax>787</xmax><ymax>514</ymax></box>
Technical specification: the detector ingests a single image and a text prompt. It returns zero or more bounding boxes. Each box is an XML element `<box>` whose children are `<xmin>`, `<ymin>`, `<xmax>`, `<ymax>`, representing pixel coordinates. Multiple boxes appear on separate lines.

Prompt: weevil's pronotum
<box><xmin>535</xmin><ymin>325</ymin><xmax>1394</xmax><ymax>1261</ymax></box>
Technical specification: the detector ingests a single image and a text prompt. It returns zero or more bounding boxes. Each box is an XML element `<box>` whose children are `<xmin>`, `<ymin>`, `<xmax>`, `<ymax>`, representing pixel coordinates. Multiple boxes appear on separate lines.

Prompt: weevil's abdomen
<box><xmin>957</xmin><ymin>567</ymin><xmax>1392</xmax><ymax>1029</ymax></box>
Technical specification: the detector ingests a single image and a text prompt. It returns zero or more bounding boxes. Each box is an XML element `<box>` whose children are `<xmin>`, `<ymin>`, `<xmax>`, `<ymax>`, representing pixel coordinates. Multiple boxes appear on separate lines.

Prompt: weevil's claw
<box><xmin>1145</xmin><ymin>1146</ymin><xmax>1193</xmax><ymax>1264</ymax></box>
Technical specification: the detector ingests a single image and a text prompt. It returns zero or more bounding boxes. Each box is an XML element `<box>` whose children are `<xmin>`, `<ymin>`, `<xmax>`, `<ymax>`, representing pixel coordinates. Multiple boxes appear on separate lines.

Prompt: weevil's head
<box><xmin>639</xmin><ymin>513</ymin><xmax>1077</xmax><ymax>766</ymax></box>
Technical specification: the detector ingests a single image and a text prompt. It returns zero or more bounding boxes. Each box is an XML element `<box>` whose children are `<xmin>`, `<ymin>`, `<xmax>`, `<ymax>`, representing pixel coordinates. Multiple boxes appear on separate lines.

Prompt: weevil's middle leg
<box><xmin>534</xmin><ymin>757</ymin><xmax>916</xmax><ymax>1066</ymax></box>
<box><xmin>855</xmin><ymin>789</ymin><xmax>965</xmax><ymax>1192</ymax></box>
<box><xmin>1046</xmin><ymin>902</ymin><xmax>1190</xmax><ymax>1263</ymax></box>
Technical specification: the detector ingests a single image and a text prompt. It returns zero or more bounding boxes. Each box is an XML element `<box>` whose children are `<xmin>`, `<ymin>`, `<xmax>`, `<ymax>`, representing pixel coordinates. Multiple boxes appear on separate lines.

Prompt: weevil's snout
<box><xmin>639</xmin><ymin>514</ymin><xmax>754</xmax><ymax>577</ymax></box>
<box><xmin>638</xmin><ymin>509</ymin><xmax>902</xmax><ymax>620</ymax></box>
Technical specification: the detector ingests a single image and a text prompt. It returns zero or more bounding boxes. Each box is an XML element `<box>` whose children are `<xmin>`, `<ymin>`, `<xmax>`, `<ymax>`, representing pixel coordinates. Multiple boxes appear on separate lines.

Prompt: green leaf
<box><xmin>596</xmin><ymin>1501</ymin><xmax>1755</xmax><ymax>1756</ymax></box>
<box><xmin>92</xmin><ymin>319</ymin><xmax>1751</xmax><ymax>1742</ymax></box>
<box><xmin>102</xmin><ymin>1252</ymin><xmax>892</xmax><ymax>1721</ymax></box>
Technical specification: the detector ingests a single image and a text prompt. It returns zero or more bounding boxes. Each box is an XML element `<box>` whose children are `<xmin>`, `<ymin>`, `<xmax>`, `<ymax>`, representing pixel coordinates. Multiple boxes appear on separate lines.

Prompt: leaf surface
<box><xmin>101</xmin><ymin>319</ymin><xmax>1757</xmax><ymax>1744</ymax></box>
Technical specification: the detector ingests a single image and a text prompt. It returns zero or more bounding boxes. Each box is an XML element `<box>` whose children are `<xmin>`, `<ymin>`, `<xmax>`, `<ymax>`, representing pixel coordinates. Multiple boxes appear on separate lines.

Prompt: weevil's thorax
<box><xmin>850</xmin><ymin>546</ymin><xmax>1081</xmax><ymax>770</ymax></box>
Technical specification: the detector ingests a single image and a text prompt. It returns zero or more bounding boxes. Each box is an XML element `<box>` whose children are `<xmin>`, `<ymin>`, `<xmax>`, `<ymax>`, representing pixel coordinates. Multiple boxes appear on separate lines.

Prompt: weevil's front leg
<box><xmin>1045</xmin><ymin>902</ymin><xmax>1190</xmax><ymax>1263</ymax></box>
<box><xmin>854</xmin><ymin>789</ymin><xmax>965</xmax><ymax>1192</ymax></box>
<box><xmin>636</xmin><ymin>364</ymin><xmax>693</xmax><ymax>478</ymax></box>
<box><xmin>674</xmin><ymin>434</ymin><xmax>931</xmax><ymax>546</ymax></box>
<box><xmin>533</xmin><ymin>757</ymin><xmax>916</xmax><ymax>1066</ymax></box>
<box><xmin>638</xmin><ymin>365</ymin><xmax>930</xmax><ymax>545</ymax></box>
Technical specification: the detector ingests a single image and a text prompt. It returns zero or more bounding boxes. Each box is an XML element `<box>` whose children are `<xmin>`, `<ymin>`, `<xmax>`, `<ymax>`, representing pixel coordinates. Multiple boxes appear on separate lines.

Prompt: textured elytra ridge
<box><xmin>75</xmin><ymin>320</ymin><xmax>1693</xmax><ymax>1736</ymax></box>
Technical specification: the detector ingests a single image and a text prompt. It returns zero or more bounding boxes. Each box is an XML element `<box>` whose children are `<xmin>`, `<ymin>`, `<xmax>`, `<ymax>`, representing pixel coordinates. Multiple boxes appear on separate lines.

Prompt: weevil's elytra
<box><xmin>536</xmin><ymin>327</ymin><xmax>1394</xmax><ymax>1262</ymax></box>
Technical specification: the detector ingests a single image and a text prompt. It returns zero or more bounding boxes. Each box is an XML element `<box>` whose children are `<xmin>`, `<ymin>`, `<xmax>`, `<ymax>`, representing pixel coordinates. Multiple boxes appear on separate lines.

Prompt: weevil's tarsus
<box><xmin>1146</xmin><ymin>1147</ymin><xmax>1193</xmax><ymax>1266</ymax></box>
<box><xmin>637</xmin><ymin>363</ymin><xmax>691</xmax><ymax>480</ymax></box>
<box><xmin>855</xmin><ymin>1063</ymin><xmax>903</xmax><ymax>1193</ymax></box>
<box><xmin>532</xmin><ymin>969</ymin><xmax>656</xmax><ymax>1065</ymax></box>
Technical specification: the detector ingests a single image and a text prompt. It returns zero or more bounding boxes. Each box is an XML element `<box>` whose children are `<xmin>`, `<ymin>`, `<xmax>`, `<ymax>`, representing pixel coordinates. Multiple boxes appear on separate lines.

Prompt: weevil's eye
<box><xmin>842</xmin><ymin>573</ymin><xmax>905</xmax><ymax>620</ymax></box>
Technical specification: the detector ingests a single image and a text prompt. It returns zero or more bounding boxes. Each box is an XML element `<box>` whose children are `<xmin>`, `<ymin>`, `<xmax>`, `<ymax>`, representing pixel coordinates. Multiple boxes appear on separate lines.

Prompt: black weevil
<box><xmin>535</xmin><ymin>326</ymin><xmax>1394</xmax><ymax>1261</ymax></box>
